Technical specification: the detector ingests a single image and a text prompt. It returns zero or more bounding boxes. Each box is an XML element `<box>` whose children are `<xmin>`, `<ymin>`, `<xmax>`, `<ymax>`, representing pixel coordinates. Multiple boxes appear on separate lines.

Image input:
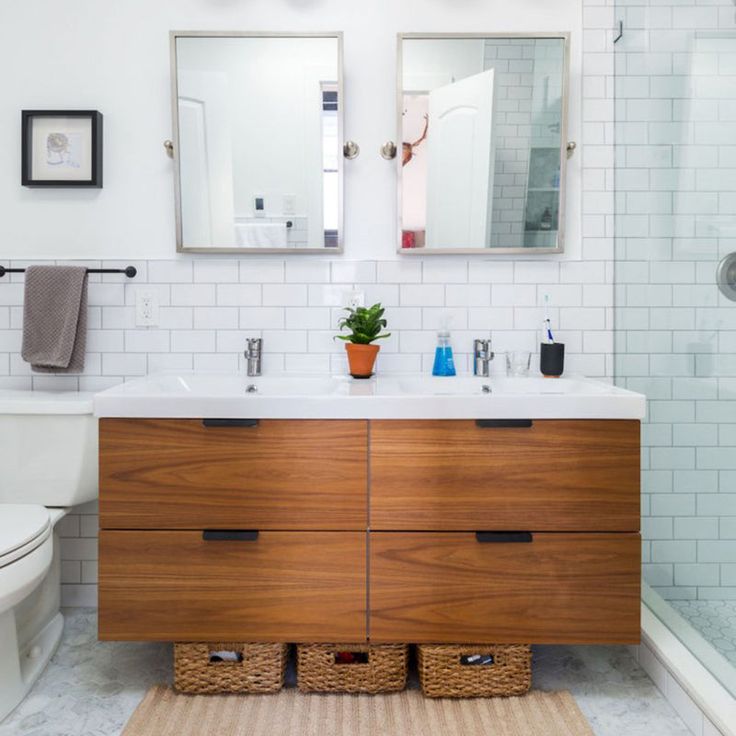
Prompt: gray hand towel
<box><xmin>21</xmin><ymin>265</ymin><xmax>88</xmax><ymax>373</ymax></box>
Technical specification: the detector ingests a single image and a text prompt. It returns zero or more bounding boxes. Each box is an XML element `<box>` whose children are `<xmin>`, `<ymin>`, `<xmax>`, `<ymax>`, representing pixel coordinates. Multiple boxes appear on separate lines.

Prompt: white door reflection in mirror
<box><xmin>399</xmin><ymin>34</ymin><xmax>569</xmax><ymax>254</ymax></box>
<box><xmin>426</xmin><ymin>70</ymin><xmax>496</xmax><ymax>249</ymax></box>
<box><xmin>178</xmin><ymin>72</ymin><xmax>235</xmax><ymax>247</ymax></box>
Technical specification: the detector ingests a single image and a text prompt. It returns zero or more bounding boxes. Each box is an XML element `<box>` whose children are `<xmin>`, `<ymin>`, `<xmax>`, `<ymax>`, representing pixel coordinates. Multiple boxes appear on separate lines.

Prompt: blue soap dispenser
<box><xmin>432</xmin><ymin>319</ymin><xmax>456</xmax><ymax>377</ymax></box>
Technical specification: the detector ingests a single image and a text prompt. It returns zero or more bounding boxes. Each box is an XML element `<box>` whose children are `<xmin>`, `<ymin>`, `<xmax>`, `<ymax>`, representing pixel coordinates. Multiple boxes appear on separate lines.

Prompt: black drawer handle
<box><xmin>202</xmin><ymin>530</ymin><xmax>259</xmax><ymax>541</ymax></box>
<box><xmin>475</xmin><ymin>532</ymin><xmax>533</xmax><ymax>543</ymax></box>
<box><xmin>475</xmin><ymin>419</ymin><xmax>533</xmax><ymax>429</ymax></box>
<box><xmin>202</xmin><ymin>419</ymin><xmax>259</xmax><ymax>428</ymax></box>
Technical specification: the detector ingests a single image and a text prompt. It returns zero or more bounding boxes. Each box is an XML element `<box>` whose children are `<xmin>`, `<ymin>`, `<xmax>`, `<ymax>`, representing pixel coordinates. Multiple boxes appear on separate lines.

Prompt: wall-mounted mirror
<box><xmin>398</xmin><ymin>33</ymin><xmax>570</xmax><ymax>254</ymax></box>
<box><xmin>171</xmin><ymin>32</ymin><xmax>343</xmax><ymax>253</ymax></box>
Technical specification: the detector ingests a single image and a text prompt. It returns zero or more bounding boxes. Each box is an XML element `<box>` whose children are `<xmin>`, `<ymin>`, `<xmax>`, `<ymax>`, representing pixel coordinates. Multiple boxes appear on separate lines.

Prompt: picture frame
<box><xmin>21</xmin><ymin>110</ymin><xmax>103</xmax><ymax>187</ymax></box>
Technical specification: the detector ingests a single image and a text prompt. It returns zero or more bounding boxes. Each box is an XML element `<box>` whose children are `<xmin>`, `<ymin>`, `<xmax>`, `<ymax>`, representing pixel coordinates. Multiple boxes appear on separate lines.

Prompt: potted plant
<box><xmin>335</xmin><ymin>303</ymin><xmax>390</xmax><ymax>378</ymax></box>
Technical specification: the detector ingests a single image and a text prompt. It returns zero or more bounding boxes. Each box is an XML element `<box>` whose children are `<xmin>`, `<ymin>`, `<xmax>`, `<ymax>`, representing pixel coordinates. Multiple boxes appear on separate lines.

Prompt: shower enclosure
<box><xmin>613</xmin><ymin>0</ymin><xmax>736</xmax><ymax>698</ymax></box>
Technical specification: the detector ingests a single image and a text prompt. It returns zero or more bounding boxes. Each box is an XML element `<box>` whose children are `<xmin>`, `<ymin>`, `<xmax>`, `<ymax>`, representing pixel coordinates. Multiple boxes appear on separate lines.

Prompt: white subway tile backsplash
<box><xmin>57</xmin><ymin>515</ymin><xmax>80</xmax><ymax>538</ymax></box>
<box><xmin>101</xmin><ymin>353</ymin><xmax>147</xmax><ymax>376</ymax></box>
<box><xmin>399</xmin><ymin>284</ymin><xmax>445</xmax><ymax>307</ymax></box>
<box><xmin>263</xmin><ymin>283</ymin><xmax>307</xmax><ymax>306</ymax></box>
<box><xmin>193</xmin><ymin>260</ymin><xmax>239</xmax><ymax>283</ymax></box>
<box><xmin>422</xmin><ymin>308</ymin><xmax>468</xmax><ymax>331</ymax></box>
<box><xmin>170</xmin><ymin>330</ymin><xmax>216</xmax><ymax>353</ymax></box>
<box><xmin>60</xmin><ymin>538</ymin><xmax>98</xmax><ymax>562</ymax></box>
<box><xmin>216</xmin><ymin>331</ymin><xmax>256</xmax><ymax>353</ymax></box>
<box><xmin>60</xmin><ymin>585</ymin><xmax>97</xmax><ymax>608</ymax></box>
<box><xmin>376</xmin><ymin>260</ymin><xmax>421</xmax><ymax>284</ymax></box>
<box><xmin>445</xmin><ymin>284</ymin><xmax>491</xmax><ymax>307</ymax></box>
<box><xmin>491</xmin><ymin>284</ymin><xmax>537</xmax><ymax>306</ymax></box>
<box><xmin>193</xmin><ymin>307</ymin><xmax>239</xmax><ymax>329</ymax></box>
<box><xmin>124</xmin><ymin>330</ymin><xmax>171</xmax><ymax>353</ymax></box>
<box><xmin>468</xmin><ymin>307</ymin><xmax>514</xmax><ymax>331</ymax></box>
<box><xmin>260</xmin><ymin>330</ymin><xmax>308</xmax><ymax>354</ymax></box>
<box><xmin>148</xmin><ymin>260</ymin><xmax>192</xmax><ymax>283</ymax></box>
<box><xmin>147</xmin><ymin>353</ymin><xmax>193</xmax><ymax>373</ymax></box>
<box><xmin>468</xmin><ymin>261</ymin><xmax>515</xmax><ymax>284</ymax></box>
<box><xmin>331</xmin><ymin>261</ymin><xmax>376</xmax><ymax>284</ymax></box>
<box><xmin>381</xmin><ymin>307</ymin><xmax>422</xmax><ymax>330</ymax></box>
<box><xmin>285</xmin><ymin>261</ymin><xmax>331</xmax><ymax>284</ymax></box>
<box><xmin>363</xmin><ymin>284</ymin><xmax>401</xmax><ymax>307</ymax></box>
<box><xmin>239</xmin><ymin>260</ymin><xmax>284</xmax><ymax>283</ymax></box>
<box><xmin>193</xmin><ymin>353</ymin><xmax>239</xmax><ymax>373</ymax></box>
<box><xmin>216</xmin><ymin>284</ymin><xmax>261</xmax><ymax>307</ymax></box>
<box><xmin>60</xmin><ymin>560</ymin><xmax>81</xmax><ymax>584</ymax></box>
<box><xmin>171</xmin><ymin>284</ymin><xmax>216</xmax><ymax>306</ymax></box>
<box><xmin>87</xmin><ymin>284</ymin><xmax>125</xmax><ymax>307</ymax></box>
<box><xmin>422</xmin><ymin>260</ymin><xmax>468</xmax><ymax>284</ymax></box>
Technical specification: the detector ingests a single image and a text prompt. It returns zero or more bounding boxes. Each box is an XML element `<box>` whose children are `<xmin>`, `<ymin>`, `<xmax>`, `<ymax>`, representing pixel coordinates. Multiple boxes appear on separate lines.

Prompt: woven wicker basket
<box><xmin>297</xmin><ymin>643</ymin><xmax>408</xmax><ymax>694</ymax></box>
<box><xmin>418</xmin><ymin>644</ymin><xmax>532</xmax><ymax>698</ymax></box>
<box><xmin>174</xmin><ymin>642</ymin><xmax>287</xmax><ymax>694</ymax></box>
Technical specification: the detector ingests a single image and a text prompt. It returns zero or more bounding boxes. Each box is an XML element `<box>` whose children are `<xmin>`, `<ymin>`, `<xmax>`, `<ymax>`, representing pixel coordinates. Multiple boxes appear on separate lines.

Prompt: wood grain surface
<box><xmin>99</xmin><ymin>418</ymin><xmax>367</xmax><ymax>530</ymax></box>
<box><xmin>370</xmin><ymin>532</ymin><xmax>640</xmax><ymax>644</ymax></box>
<box><xmin>370</xmin><ymin>420</ymin><xmax>640</xmax><ymax>531</ymax></box>
<box><xmin>99</xmin><ymin>530</ymin><xmax>367</xmax><ymax>642</ymax></box>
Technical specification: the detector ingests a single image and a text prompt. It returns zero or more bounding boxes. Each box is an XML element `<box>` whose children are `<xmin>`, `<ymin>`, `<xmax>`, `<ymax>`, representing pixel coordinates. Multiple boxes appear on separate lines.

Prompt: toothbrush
<box><xmin>543</xmin><ymin>294</ymin><xmax>554</xmax><ymax>344</ymax></box>
<box><xmin>545</xmin><ymin>319</ymin><xmax>555</xmax><ymax>344</ymax></box>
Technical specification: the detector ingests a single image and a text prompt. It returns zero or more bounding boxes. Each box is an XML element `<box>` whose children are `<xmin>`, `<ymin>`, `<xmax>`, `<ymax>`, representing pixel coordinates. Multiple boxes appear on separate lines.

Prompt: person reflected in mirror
<box><xmin>402</xmin><ymin>114</ymin><xmax>428</xmax><ymax>166</ymax></box>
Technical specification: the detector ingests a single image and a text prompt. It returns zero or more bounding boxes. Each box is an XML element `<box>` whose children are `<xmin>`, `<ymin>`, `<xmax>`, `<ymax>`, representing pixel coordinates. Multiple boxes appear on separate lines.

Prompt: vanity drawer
<box><xmin>99</xmin><ymin>418</ymin><xmax>367</xmax><ymax>530</ymax></box>
<box><xmin>370</xmin><ymin>419</ymin><xmax>639</xmax><ymax>531</ymax></box>
<box><xmin>370</xmin><ymin>532</ymin><xmax>640</xmax><ymax>644</ymax></box>
<box><xmin>99</xmin><ymin>530</ymin><xmax>366</xmax><ymax>642</ymax></box>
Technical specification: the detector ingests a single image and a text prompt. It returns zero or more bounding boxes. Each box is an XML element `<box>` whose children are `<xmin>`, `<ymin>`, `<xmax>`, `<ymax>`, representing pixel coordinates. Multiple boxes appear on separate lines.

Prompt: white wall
<box><xmin>0</xmin><ymin>0</ymin><xmax>582</xmax><ymax>260</ymax></box>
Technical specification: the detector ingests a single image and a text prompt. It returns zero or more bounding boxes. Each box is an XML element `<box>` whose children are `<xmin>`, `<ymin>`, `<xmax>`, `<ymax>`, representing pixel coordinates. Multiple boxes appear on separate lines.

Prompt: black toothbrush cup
<box><xmin>540</xmin><ymin>342</ymin><xmax>565</xmax><ymax>377</ymax></box>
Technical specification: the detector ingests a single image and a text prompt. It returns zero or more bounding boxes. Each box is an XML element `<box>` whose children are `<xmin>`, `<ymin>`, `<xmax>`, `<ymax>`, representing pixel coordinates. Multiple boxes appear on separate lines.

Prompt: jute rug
<box><xmin>122</xmin><ymin>685</ymin><xmax>594</xmax><ymax>735</ymax></box>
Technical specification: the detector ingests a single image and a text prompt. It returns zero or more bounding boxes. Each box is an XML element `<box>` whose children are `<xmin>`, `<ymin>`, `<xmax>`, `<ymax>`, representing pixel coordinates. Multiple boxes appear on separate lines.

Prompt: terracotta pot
<box><xmin>345</xmin><ymin>343</ymin><xmax>380</xmax><ymax>378</ymax></box>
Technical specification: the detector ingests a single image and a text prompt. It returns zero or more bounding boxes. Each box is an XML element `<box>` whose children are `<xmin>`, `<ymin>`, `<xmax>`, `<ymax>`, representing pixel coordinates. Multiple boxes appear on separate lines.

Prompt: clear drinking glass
<box><xmin>505</xmin><ymin>351</ymin><xmax>531</xmax><ymax>377</ymax></box>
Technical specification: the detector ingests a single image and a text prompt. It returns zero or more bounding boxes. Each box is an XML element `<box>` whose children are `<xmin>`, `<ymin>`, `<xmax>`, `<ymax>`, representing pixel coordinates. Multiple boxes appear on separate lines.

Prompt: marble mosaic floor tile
<box><xmin>671</xmin><ymin>600</ymin><xmax>736</xmax><ymax>668</ymax></box>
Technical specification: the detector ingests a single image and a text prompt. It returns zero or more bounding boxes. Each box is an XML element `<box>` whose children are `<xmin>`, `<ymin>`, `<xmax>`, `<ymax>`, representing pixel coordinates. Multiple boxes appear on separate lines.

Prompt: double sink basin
<box><xmin>94</xmin><ymin>372</ymin><xmax>646</xmax><ymax>419</ymax></box>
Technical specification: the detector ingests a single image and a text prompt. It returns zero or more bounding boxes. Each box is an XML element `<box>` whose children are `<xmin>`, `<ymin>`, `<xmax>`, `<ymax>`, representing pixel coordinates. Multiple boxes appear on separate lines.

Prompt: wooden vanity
<box><xmin>98</xmin><ymin>417</ymin><xmax>641</xmax><ymax>645</ymax></box>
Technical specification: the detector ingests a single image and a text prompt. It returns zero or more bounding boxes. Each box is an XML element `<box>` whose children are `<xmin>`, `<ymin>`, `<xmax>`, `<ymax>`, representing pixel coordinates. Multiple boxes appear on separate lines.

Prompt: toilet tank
<box><xmin>0</xmin><ymin>391</ymin><xmax>97</xmax><ymax>507</ymax></box>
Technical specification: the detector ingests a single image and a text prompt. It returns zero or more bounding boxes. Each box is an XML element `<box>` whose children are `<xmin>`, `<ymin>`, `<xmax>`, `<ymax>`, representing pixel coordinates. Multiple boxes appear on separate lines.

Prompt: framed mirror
<box><xmin>397</xmin><ymin>33</ymin><xmax>570</xmax><ymax>254</ymax></box>
<box><xmin>171</xmin><ymin>32</ymin><xmax>343</xmax><ymax>253</ymax></box>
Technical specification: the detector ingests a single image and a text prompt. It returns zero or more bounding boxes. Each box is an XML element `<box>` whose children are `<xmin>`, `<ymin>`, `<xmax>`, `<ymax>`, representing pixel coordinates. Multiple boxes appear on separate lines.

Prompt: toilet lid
<box><xmin>0</xmin><ymin>505</ymin><xmax>51</xmax><ymax>564</ymax></box>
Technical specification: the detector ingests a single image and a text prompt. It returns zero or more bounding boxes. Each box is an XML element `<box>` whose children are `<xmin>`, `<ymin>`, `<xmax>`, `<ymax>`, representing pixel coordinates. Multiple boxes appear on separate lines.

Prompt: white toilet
<box><xmin>0</xmin><ymin>390</ymin><xmax>97</xmax><ymax>721</ymax></box>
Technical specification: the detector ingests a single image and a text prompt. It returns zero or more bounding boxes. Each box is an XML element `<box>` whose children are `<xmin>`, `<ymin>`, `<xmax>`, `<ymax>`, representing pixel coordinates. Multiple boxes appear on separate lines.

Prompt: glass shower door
<box><xmin>613</xmin><ymin>0</ymin><xmax>736</xmax><ymax>695</ymax></box>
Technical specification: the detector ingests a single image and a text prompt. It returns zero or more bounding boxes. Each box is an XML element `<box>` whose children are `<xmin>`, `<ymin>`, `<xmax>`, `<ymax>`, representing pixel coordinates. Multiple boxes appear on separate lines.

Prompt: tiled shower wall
<box><xmin>485</xmin><ymin>38</ymin><xmax>564</xmax><ymax>248</ymax></box>
<box><xmin>1</xmin><ymin>8</ymin><xmax>616</xmax><ymax>607</ymax></box>
<box><xmin>609</xmin><ymin>0</ymin><xmax>736</xmax><ymax>601</ymax></box>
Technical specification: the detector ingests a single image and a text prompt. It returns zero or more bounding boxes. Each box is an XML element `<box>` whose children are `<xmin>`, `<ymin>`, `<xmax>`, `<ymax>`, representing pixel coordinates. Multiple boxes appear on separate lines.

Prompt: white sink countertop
<box><xmin>93</xmin><ymin>373</ymin><xmax>646</xmax><ymax>420</ymax></box>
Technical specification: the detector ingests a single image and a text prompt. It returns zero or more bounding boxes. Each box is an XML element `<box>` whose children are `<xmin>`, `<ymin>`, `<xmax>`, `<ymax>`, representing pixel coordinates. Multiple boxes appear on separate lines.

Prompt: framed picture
<box><xmin>21</xmin><ymin>110</ymin><xmax>103</xmax><ymax>187</ymax></box>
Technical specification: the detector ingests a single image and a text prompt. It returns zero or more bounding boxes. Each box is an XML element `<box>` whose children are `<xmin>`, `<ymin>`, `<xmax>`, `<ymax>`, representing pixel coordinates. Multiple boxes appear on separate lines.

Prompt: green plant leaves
<box><xmin>334</xmin><ymin>303</ymin><xmax>390</xmax><ymax>344</ymax></box>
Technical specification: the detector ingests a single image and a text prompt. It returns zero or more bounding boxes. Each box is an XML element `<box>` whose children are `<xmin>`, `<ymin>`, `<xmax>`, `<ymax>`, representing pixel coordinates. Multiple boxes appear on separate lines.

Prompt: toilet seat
<box><xmin>0</xmin><ymin>505</ymin><xmax>51</xmax><ymax>569</ymax></box>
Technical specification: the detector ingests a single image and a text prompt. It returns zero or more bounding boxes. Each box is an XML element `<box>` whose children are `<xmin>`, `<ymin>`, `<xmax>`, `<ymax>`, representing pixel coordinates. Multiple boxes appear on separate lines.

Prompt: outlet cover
<box><xmin>135</xmin><ymin>290</ymin><xmax>159</xmax><ymax>327</ymax></box>
<box><xmin>283</xmin><ymin>194</ymin><xmax>297</xmax><ymax>216</ymax></box>
<box><xmin>348</xmin><ymin>290</ymin><xmax>365</xmax><ymax>309</ymax></box>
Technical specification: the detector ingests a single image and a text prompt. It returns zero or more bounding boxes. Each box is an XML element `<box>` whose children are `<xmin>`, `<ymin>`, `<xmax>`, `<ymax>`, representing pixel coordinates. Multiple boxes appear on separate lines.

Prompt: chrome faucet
<box><xmin>245</xmin><ymin>338</ymin><xmax>262</xmax><ymax>377</ymax></box>
<box><xmin>473</xmin><ymin>338</ymin><xmax>494</xmax><ymax>377</ymax></box>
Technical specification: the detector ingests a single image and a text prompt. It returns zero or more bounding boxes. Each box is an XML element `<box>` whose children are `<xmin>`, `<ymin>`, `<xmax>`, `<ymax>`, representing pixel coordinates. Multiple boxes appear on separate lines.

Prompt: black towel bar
<box><xmin>0</xmin><ymin>265</ymin><xmax>137</xmax><ymax>278</ymax></box>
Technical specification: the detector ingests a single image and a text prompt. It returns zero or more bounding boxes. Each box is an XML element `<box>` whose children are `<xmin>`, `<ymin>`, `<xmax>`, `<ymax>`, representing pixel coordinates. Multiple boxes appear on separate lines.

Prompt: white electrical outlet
<box><xmin>135</xmin><ymin>290</ymin><xmax>159</xmax><ymax>327</ymax></box>
<box><xmin>348</xmin><ymin>290</ymin><xmax>365</xmax><ymax>309</ymax></box>
<box><xmin>283</xmin><ymin>194</ymin><xmax>297</xmax><ymax>216</ymax></box>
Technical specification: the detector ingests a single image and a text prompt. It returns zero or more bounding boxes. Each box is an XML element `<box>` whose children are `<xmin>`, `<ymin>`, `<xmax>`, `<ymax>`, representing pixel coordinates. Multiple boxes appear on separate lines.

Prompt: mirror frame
<box><xmin>396</xmin><ymin>32</ymin><xmax>571</xmax><ymax>256</ymax></box>
<box><xmin>170</xmin><ymin>31</ymin><xmax>345</xmax><ymax>254</ymax></box>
